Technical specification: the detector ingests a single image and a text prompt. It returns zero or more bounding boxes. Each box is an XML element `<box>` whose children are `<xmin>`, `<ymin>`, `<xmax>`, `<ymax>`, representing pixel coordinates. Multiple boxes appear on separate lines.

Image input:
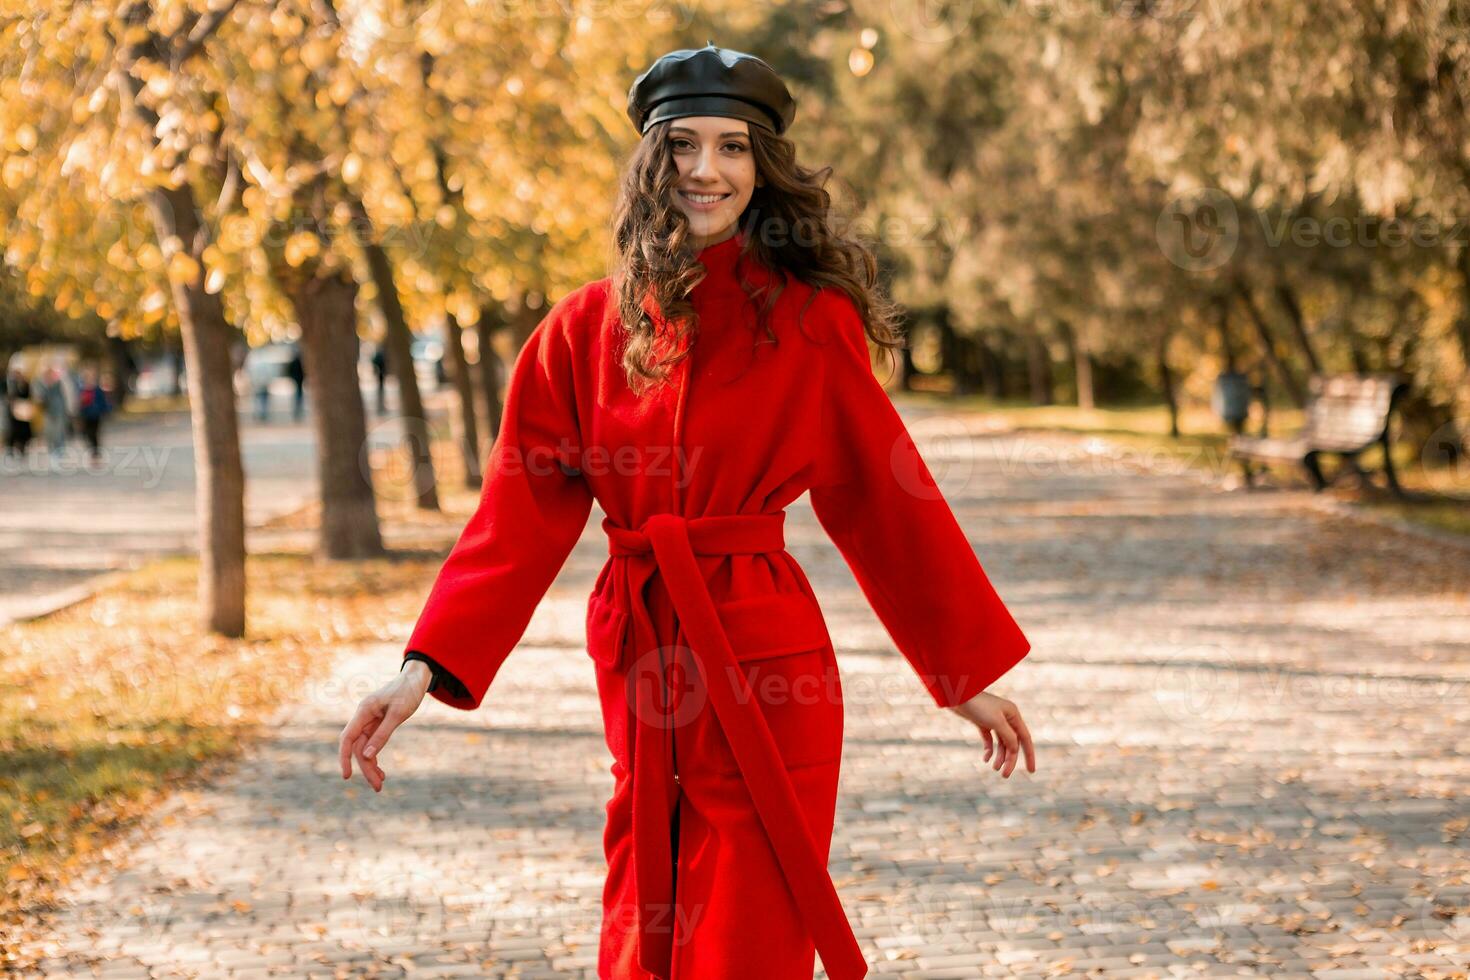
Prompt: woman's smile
<box><xmin>678</xmin><ymin>188</ymin><xmax>731</xmax><ymax>211</ymax></box>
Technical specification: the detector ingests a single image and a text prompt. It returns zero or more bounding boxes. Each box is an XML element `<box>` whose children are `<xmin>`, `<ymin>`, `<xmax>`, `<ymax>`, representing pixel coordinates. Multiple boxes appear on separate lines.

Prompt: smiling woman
<box><xmin>665</xmin><ymin>117</ymin><xmax>760</xmax><ymax>249</ymax></box>
<box><xmin>338</xmin><ymin>42</ymin><xmax>1035</xmax><ymax>980</ymax></box>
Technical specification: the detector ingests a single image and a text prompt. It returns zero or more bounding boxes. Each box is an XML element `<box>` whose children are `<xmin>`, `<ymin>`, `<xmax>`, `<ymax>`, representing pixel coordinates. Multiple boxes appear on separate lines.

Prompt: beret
<box><xmin>627</xmin><ymin>42</ymin><xmax>797</xmax><ymax>136</ymax></box>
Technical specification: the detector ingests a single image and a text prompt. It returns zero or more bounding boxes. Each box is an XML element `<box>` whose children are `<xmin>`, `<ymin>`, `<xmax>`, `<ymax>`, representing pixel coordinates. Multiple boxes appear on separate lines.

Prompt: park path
<box><xmin>0</xmin><ymin>405</ymin><xmax>318</xmax><ymax>626</ymax></box>
<box><xmin>12</xmin><ymin>413</ymin><xmax>1470</xmax><ymax>978</ymax></box>
<box><xmin>0</xmin><ymin>381</ymin><xmax>434</xmax><ymax>627</ymax></box>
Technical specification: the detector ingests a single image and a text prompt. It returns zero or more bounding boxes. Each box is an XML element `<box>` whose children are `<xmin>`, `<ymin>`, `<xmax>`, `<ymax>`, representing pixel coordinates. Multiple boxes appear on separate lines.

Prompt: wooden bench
<box><xmin>1229</xmin><ymin>373</ymin><xmax>1407</xmax><ymax>496</ymax></box>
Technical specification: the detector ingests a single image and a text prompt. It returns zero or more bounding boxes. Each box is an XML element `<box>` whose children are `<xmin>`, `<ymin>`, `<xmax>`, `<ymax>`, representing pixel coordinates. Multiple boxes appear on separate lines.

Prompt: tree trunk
<box><xmin>897</xmin><ymin>341</ymin><xmax>918</xmax><ymax>391</ymax></box>
<box><xmin>976</xmin><ymin>332</ymin><xmax>1004</xmax><ymax>398</ymax></box>
<box><xmin>441</xmin><ymin>311</ymin><xmax>482</xmax><ymax>489</ymax></box>
<box><xmin>476</xmin><ymin>304</ymin><xmax>505</xmax><ymax>451</ymax></box>
<box><xmin>1214</xmin><ymin>296</ymin><xmax>1238</xmax><ymax>373</ymax></box>
<box><xmin>144</xmin><ymin>184</ymin><xmax>248</xmax><ymax>636</ymax></box>
<box><xmin>106</xmin><ymin>335</ymin><xmax>135</xmax><ymax>412</ymax></box>
<box><xmin>1058</xmin><ymin>320</ymin><xmax>1094</xmax><ymax>410</ymax></box>
<box><xmin>953</xmin><ymin>334</ymin><xmax>982</xmax><ymax>396</ymax></box>
<box><xmin>1157</xmin><ymin>328</ymin><xmax>1180</xmax><ymax>438</ymax></box>
<box><xmin>352</xmin><ymin>197</ymin><xmax>439</xmax><ymax>512</ymax></box>
<box><xmin>288</xmin><ymin>270</ymin><xmax>385</xmax><ymax>560</ymax></box>
<box><xmin>936</xmin><ymin>308</ymin><xmax>975</xmax><ymax>395</ymax></box>
<box><xmin>1273</xmin><ymin>280</ymin><xmax>1322</xmax><ymax>374</ymax></box>
<box><xmin>1454</xmin><ymin>246</ymin><xmax>1470</xmax><ymax>441</ymax></box>
<box><xmin>1234</xmin><ymin>279</ymin><xmax>1306</xmax><ymax>407</ymax></box>
<box><xmin>116</xmin><ymin>7</ymin><xmax>245</xmax><ymax>636</ymax></box>
<box><xmin>1026</xmin><ymin>331</ymin><xmax>1053</xmax><ymax>405</ymax></box>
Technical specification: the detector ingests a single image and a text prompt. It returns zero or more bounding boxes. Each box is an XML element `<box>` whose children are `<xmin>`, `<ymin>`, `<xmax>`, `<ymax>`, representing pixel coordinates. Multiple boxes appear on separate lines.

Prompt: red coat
<box><xmin>403</xmin><ymin>229</ymin><xmax>1031</xmax><ymax>979</ymax></box>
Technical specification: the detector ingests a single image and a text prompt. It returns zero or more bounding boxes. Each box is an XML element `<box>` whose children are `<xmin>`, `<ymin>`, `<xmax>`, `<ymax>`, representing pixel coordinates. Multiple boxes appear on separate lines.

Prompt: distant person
<box><xmin>77</xmin><ymin>366</ymin><xmax>113</xmax><ymax>465</ymax></box>
<box><xmin>286</xmin><ymin>346</ymin><xmax>306</xmax><ymax>421</ymax></box>
<box><xmin>372</xmin><ymin>343</ymin><xmax>389</xmax><ymax>416</ymax></box>
<box><xmin>4</xmin><ymin>366</ymin><xmax>35</xmax><ymax>458</ymax></box>
<box><xmin>35</xmin><ymin>363</ymin><xmax>74</xmax><ymax>458</ymax></box>
<box><xmin>246</xmin><ymin>349</ymin><xmax>279</xmax><ymax>422</ymax></box>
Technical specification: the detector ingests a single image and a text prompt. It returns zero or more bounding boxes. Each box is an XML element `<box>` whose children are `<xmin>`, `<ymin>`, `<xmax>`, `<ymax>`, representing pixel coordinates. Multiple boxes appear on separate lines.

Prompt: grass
<box><xmin>899</xmin><ymin>389</ymin><xmax>1470</xmax><ymax>537</ymax></box>
<box><xmin>0</xmin><ymin>454</ymin><xmax>483</xmax><ymax>964</ymax></box>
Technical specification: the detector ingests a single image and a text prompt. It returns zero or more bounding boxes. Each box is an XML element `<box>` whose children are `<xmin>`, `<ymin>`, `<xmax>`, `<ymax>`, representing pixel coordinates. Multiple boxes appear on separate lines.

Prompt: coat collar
<box><xmin>638</xmin><ymin>225</ymin><xmax>776</xmax><ymax>329</ymax></box>
<box><xmin>692</xmin><ymin>228</ymin><xmax>748</xmax><ymax>285</ymax></box>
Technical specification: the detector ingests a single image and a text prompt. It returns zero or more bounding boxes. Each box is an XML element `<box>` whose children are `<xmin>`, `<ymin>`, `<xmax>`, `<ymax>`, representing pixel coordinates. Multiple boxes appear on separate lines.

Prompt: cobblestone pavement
<box><xmin>0</xmin><ymin>405</ymin><xmax>319</xmax><ymax>626</ymax></box>
<box><xmin>13</xmin><ymin>421</ymin><xmax>1470</xmax><ymax>978</ymax></box>
<box><xmin>0</xmin><ymin>381</ymin><xmax>465</xmax><ymax>625</ymax></box>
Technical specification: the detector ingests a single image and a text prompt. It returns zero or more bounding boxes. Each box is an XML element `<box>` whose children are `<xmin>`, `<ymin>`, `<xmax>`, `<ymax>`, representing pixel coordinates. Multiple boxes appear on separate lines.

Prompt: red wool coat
<box><xmin>402</xmin><ymin>229</ymin><xmax>1031</xmax><ymax>979</ymax></box>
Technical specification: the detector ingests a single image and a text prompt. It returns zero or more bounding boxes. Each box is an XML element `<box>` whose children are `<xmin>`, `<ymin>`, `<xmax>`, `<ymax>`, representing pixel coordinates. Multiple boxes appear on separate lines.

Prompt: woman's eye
<box><xmin>723</xmin><ymin>142</ymin><xmax>748</xmax><ymax>153</ymax></box>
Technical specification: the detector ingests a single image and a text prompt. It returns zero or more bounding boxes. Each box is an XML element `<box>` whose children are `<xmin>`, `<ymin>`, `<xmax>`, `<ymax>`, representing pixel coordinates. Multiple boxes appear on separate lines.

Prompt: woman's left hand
<box><xmin>949</xmin><ymin>690</ymin><xmax>1036</xmax><ymax>778</ymax></box>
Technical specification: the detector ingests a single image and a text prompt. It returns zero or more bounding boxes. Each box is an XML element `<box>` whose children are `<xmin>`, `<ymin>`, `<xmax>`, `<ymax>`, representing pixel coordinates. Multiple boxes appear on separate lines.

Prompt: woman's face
<box><xmin>666</xmin><ymin>115</ymin><xmax>759</xmax><ymax>249</ymax></box>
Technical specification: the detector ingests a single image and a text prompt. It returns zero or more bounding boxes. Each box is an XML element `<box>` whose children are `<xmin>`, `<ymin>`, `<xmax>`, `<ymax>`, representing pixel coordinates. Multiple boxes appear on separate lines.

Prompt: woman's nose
<box><xmin>689</xmin><ymin>146</ymin><xmax>719</xmax><ymax>180</ymax></box>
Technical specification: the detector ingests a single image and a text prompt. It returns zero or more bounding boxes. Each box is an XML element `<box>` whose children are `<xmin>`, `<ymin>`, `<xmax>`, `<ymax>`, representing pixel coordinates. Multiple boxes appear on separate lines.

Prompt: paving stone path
<box><xmin>13</xmin><ymin>418</ymin><xmax>1470</xmax><ymax>979</ymax></box>
<box><xmin>0</xmin><ymin>406</ymin><xmax>319</xmax><ymax>626</ymax></box>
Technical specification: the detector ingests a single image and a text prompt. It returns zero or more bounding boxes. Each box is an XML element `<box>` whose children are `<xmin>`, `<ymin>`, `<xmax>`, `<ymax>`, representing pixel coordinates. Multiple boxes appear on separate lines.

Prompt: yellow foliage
<box><xmin>284</xmin><ymin>232</ymin><xmax>321</xmax><ymax>268</ymax></box>
<box><xmin>167</xmin><ymin>251</ymin><xmax>201</xmax><ymax>286</ymax></box>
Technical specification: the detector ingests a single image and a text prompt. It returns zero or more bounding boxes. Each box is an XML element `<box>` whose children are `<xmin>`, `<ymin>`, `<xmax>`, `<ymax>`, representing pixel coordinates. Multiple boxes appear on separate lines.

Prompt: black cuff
<box><xmin>402</xmin><ymin>651</ymin><xmax>471</xmax><ymax>702</ymax></box>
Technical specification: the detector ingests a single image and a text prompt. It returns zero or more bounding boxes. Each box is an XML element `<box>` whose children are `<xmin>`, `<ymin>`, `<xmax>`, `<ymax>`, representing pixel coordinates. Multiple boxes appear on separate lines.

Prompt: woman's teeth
<box><xmin>681</xmin><ymin>191</ymin><xmax>729</xmax><ymax>203</ymax></box>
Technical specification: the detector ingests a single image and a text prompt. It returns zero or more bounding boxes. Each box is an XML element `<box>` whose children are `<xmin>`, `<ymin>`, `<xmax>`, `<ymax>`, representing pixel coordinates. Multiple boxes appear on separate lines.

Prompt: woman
<box><xmin>339</xmin><ymin>44</ymin><xmax>1036</xmax><ymax>980</ymax></box>
<box><xmin>35</xmin><ymin>362</ymin><xmax>73</xmax><ymax>458</ymax></box>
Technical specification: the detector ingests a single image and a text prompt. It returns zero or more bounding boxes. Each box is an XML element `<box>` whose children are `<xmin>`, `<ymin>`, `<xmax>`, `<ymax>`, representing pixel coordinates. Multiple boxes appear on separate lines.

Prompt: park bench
<box><xmin>1228</xmin><ymin>373</ymin><xmax>1407</xmax><ymax>497</ymax></box>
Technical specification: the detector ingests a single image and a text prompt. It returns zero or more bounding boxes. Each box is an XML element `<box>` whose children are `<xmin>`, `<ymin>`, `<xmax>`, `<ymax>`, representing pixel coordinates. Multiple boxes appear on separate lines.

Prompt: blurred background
<box><xmin>2</xmin><ymin>1</ymin><xmax>1467</xmax><ymax>975</ymax></box>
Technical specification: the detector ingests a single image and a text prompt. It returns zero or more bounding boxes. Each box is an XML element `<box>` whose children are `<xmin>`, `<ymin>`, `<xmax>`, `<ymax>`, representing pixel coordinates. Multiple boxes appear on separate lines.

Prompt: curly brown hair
<box><xmin>608</xmin><ymin>118</ymin><xmax>904</xmax><ymax>395</ymax></box>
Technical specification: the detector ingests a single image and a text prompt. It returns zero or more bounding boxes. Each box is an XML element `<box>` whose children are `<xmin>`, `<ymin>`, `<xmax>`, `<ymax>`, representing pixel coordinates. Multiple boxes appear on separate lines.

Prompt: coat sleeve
<box><xmin>400</xmin><ymin>296</ymin><xmax>594</xmax><ymax>710</ymax></box>
<box><xmin>806</xmin><ymin>289</ymin><xmax>1030</xmax><ymax>709</ymax></box>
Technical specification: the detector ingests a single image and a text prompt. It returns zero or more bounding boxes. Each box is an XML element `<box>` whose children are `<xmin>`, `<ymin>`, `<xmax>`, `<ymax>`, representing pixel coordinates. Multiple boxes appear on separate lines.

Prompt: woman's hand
<box><xmin>338</xmin><ymin>660</ymin><xmax>433</xmax><ymax>792</ymax></box>
<box><xmin>949</xmin><ymin>690</ymin><xmax>1036</xmax><ymax>778</ymax></box>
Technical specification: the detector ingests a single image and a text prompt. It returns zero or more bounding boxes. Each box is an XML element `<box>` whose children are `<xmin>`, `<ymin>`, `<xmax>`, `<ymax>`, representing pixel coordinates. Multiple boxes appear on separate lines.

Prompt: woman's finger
<box><xmin>1011</xmin><ymin>709</ymin><xmax>1037</xmax><ymax>773</ymax></box>
<box><xmin>997</xmin><ymin>720</ymin><xmax>1021</xmax><ymax>777</ymax></box>
<box><xmin>339</xmin><ymin>706</ymin><xmax>370</xmax><ymax>780</ymax></box>
<box><xmin>988</xmin><ymin>717</ymin><xmax>1017</xmax><ymax>775</ymax></box>
<box><xmin>356</xmin><ymin>730</ymin><xmax>384</xmax><ymax>786</ymax></box>
<box><xmin>363</xmin><ymin>708</ymin><xmax>407</xmax><ymax>762</ymax></box>
<box><xmin>352</xmin><ymin>733</ymin><xmax>383</xmax><ymax>792</ymax></box>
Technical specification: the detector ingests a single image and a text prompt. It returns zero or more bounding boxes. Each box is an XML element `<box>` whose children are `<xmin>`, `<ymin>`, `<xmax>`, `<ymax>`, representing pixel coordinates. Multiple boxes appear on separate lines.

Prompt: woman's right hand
<box><xmin>338</xmin><ymin>660</ymin><xmax>432</xmax><ymax>792</ymax></box>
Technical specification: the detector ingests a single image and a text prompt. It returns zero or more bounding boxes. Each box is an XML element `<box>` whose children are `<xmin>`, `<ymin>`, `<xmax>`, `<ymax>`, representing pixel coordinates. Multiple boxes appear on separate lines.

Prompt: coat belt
<box><xmin>600</xmin><ymin>511</ymin><xmax>868</xmax><ymax>980</ymax></box>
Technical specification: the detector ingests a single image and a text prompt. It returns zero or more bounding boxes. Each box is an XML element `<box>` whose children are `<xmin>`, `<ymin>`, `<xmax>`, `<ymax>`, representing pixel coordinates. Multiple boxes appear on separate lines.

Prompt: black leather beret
<box><xmin>627</xmin><ymin>43</ymin><xmax>797</xmax><ymax>136</ymax></box>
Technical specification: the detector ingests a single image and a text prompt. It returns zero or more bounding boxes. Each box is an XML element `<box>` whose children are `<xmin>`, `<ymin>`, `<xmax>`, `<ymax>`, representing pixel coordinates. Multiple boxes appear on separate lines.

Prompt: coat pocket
<box><xmin>712</xmin><ymin>590</ymin><xmax>833</xmax><ymax>662</ymax></box>
<box><xmin>585</xmin><ymin>594</ymin><xmax>630</xmax><ymax>670</ymax></box>
<box><xmin>702</xmin><ymin>590</ymin><xmax>843</xmax><ymax>771</ymax></box>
